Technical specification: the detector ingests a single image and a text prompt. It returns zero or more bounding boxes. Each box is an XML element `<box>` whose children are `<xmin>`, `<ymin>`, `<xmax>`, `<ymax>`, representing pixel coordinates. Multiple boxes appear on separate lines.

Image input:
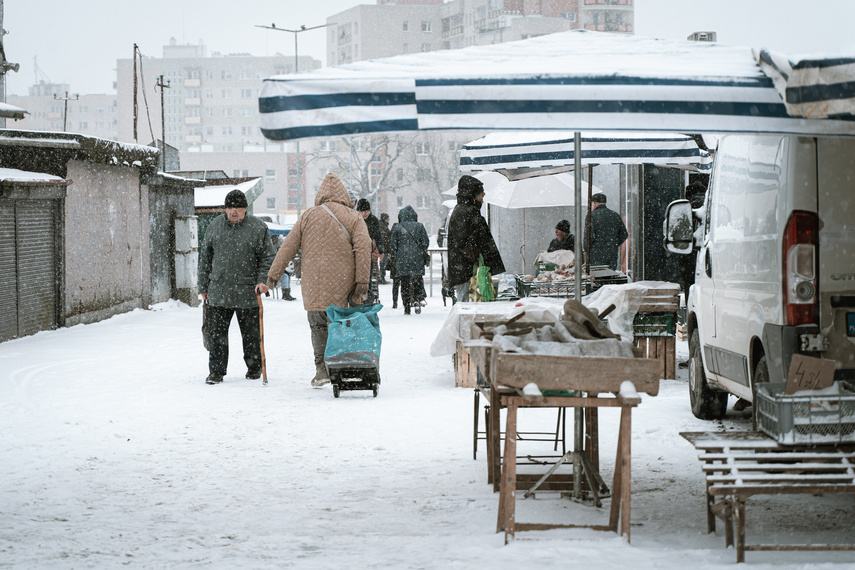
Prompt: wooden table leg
<box><xmin>734</xmin><ymin>497</ymin><xmax>746</xmax><ymax>563</ymax></box>
<box><xmin>608</xmin><ymin>418</ymin><xmax>624</xmax><ymax>533</ymax></box>
<box><xmin>490</xmin><ymin>388</ymin><xmax>502</xmax><ymax>492</ymax></box>
<box><xmin>498</xmin><ymin>398</ymin><xmax>518</xmax><ymax>543</ymax></box>
<box><xmin>619</xmin><ymin>405</ymin><xmax>632</xmax><ymax>541</ymax></box>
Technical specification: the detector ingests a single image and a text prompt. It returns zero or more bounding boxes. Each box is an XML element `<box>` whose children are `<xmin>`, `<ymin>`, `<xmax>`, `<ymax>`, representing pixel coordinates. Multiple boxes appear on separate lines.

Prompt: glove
<box><xmin>353</xmin><ymin>282</ymin><xmax>369</xmax><ymax>303</ymax></box>
<box><xmin>267</xmin><ymin>276</ymin><xmax>279</xmax><ymax>289</ymax></box>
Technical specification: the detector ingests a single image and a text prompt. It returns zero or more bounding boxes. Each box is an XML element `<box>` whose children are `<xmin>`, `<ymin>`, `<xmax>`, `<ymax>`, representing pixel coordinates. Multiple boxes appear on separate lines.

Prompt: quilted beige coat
<box><xmin>268</xmin><ymin>173</ymin><xmax>371</xmax><ymax>312</ymax></box>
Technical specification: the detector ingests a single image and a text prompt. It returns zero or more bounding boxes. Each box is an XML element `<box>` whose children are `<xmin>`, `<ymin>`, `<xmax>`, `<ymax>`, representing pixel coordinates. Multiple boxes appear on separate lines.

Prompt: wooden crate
<box><xmin>633</xmin><ymin>335</ymin><xmax>676</xmax><ymax>381</ymax></box>
<box><xmin>454</xmin><ymin>341</ymin><xmax>479</xmax><ymax>388</ymax></box>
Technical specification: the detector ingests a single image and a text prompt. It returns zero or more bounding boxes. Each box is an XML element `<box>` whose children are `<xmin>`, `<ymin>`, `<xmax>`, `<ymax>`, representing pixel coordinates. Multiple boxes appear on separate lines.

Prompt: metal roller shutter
<box><xmin>16</xmin><ymin>200</ymin><xmax>59</xmax><ymax>337</ymax></box>
<box><xmin>0</xmin><ymin>200</ymin><xmax>17</xmax><ymax>343</ymax></box>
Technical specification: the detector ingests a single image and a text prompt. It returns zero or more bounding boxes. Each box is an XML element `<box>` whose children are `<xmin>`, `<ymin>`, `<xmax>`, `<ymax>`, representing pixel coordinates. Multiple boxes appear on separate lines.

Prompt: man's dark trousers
<box><xmin>208</xmin><ymin>305</ymin><xmax>262</xmax><ymax>376</ymax></box>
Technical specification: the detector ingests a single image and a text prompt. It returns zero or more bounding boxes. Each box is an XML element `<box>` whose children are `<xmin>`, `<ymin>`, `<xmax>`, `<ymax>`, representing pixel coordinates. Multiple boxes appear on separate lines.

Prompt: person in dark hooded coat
<box><xmin>446</xmin><ymin>175</ymin><xmax>505</xmax><ymax>302</ymax></box>
<box><xmin>390</xmin><ymin>205</ymin><xmax>430</xmax><ymax>314</ymax></box>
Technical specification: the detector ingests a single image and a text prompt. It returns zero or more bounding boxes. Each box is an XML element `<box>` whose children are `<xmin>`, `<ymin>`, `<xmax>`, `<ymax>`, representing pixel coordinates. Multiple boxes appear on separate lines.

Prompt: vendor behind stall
<box><xmin>547</xmin><ymin>219</ymin><xmax>575</xmax><ymax>252</ymax></box>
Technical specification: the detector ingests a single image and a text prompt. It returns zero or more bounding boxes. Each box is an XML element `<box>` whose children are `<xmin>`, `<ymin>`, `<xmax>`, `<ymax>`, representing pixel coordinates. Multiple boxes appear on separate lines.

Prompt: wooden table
<box><xmin>681</xmin><ymin>431</ymin><xmax>855</xmax><ymax>562</ymax></box>
<box><xmin>497</xmin><ymin>390</ymin><xmax>641</xmax><ymax>544</ymax></box>
<box><xmin>464</xmin><ymin>319</ymin><xmax>661</xmax><ymax>544</ymax></box>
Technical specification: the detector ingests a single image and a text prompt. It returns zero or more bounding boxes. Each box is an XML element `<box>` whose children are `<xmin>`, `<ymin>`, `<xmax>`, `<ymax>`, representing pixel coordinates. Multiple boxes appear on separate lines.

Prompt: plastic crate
<box><xmin>756</xmin><ymin>381</ymin><xmax>855</xmax><ymax>445</ymax></box>
<box><xmin>632</xmin><ymin>312</ymin><xmax>676</xmax><ymax>337</ymax></box>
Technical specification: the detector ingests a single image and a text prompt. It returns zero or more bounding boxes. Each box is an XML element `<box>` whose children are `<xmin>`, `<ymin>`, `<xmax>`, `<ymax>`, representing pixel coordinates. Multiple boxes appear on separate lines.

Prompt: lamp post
<box><xmin>255</xmin><ymin>22</ymin><xmax>332</xmax><ymax>217</ymax></box>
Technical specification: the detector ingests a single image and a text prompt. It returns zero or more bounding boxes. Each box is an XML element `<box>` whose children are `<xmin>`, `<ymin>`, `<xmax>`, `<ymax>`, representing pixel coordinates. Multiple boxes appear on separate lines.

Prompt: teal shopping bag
<box><xmin>324</xmin><ymin>303</ymin><xmax>383</xmax><ymax>367</ymax></box>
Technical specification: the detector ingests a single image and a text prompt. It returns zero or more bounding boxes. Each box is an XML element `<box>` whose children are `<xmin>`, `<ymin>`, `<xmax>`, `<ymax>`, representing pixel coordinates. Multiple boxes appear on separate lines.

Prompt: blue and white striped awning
<box><xmin>459</xmin><ymin>131</ymin><xmax>712</xmax><ymax>176</ymax></box>
<box><xmin>258</xmin><ymin>30</ymin><xmax>855</xmax><ymax>142</ymax></box>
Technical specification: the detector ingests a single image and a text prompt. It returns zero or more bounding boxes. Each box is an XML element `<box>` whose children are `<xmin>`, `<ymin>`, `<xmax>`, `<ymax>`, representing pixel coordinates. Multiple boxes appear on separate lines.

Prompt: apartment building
<box><xmin>325</xmin><ymin>0</ymin><xmax>633</xmax><ymax>233</ymax></box>
<box><xmin>8</xmin><ymin>81</ymin><xmax>119</xmax><ymax>140</ymax></box>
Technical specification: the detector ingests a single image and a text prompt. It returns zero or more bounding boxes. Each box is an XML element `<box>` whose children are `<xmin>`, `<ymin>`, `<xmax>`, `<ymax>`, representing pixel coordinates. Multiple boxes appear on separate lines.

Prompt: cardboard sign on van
<box><xmin>785</xmin><ymin>355</ymin><xmax>836</xmax><ymax>395</ymax></box>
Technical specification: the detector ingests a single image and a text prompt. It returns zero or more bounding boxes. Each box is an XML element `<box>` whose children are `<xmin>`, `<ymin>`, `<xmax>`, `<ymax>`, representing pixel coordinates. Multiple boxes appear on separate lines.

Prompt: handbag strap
<box><xmin>321</xmin><ymin>204</ymin><xmax>352</xmax><ymax>244</ymax></box>
<box><xmin>399</xmin><ymin>222</ymin><xmax>428</xmax><ymax>255</ymax></box>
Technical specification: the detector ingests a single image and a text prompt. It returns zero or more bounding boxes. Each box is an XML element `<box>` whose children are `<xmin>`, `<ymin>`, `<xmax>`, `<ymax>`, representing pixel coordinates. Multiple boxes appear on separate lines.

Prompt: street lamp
<box><xmin>256</xmin><ymin>22</ymin><xmax>333</xmax><ymax>217</ymax></box>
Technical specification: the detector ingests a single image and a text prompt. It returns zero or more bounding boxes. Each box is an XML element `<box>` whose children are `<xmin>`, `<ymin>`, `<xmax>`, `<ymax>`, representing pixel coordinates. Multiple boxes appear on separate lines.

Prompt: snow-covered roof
<box><xmin>194</xmin><ymin>178</ymin><xmax>262</xmax><ymax>208</ymax></box>
<box><xmin>0</xmin><ymin>167</ymin><xmax>66</xmax><ymax>183</ymax></box>
<box><xmin>0</xmin><ymin>102</ymin><xmax>27</xmax><ymax>120</ymax></box>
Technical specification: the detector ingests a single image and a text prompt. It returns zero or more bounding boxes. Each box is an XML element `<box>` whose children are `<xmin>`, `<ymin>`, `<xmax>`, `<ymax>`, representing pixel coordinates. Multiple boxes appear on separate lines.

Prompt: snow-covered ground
<box><xmin>1</xmin><ymin>281</ymin><xmax>853</xmax><ymax>568</ymax></box>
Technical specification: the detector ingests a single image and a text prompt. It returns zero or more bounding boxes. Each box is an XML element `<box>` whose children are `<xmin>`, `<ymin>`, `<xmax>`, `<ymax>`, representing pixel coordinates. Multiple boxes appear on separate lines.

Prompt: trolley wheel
<box><xmin>372</xmin><ymin>384</ymin><xmax>379</xmax><ymax>398</ymax></box>
<box><xmin>333</xmin><ymin>384</ymin><xmax>341</xmax><ymax>398</ymax></box>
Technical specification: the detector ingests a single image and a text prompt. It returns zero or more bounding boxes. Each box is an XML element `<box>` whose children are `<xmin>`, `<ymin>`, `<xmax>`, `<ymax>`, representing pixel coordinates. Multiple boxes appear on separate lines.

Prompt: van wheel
<box><xmin>751</xmin><ymin>356</ymin><xmax>769</xmax><ymax>431</ymax></box>
<box><xmin>689</xmin><ymin>329</ymin><xmax>728</xmax><ymax>420</ymax></box>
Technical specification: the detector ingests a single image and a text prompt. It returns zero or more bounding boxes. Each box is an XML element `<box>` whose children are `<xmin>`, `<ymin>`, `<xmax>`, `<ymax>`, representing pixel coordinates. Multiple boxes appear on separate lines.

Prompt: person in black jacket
<box><xmin>378</xmin><ymin>212</ymin><xmax>392</xmax><ymax>284</ymax></box>
<box><xmin>584</xmin><ymin>192</ymin><xmax>628</xmax><ymax>271</ymax></box>
<box><xmin>446</xmin><ymin>175</ymin><xmax>505</xmax><ymax>303</ymax></box>
<box><xmin>391</xmin><ymin>206</ymin><xmax>430</xmax><ymax>315</ymax></box>
<box><xmin>547</xmin><ymin>219</ymin><xmax>575</xmax><ymax>252</ymax></box>
<box><xmin>356</xmin><ymin>198</ymin><xmax>384</xmax><ymax>299</ymax></box>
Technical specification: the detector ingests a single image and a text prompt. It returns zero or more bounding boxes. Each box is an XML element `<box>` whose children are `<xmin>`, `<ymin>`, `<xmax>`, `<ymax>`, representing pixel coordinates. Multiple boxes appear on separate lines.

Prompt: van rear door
<box><xmin>816</xmin><ymin>137</ymin><xmax>855</xmax><ymax>381</ymax></box>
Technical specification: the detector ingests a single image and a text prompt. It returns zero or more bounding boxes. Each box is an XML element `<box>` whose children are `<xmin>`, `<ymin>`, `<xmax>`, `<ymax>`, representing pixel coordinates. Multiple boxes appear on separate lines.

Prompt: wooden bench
<box><xmin>682</xmin><ymin>431</ymin><xmax>855</xmax><ymax>563</ymax></box>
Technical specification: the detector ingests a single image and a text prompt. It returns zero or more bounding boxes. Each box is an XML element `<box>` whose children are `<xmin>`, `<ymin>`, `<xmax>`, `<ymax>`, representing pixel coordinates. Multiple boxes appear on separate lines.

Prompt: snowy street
<box><xmin>1</xmin><ymin>282</ymin><xmax>853</xmax><ymax>569</ymax></box>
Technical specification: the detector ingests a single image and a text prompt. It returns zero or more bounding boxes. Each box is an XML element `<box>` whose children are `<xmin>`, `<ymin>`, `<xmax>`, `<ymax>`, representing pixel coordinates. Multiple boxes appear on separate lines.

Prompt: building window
<box><xmin>319</xmin><ymin>140</ymin><xmax>337</xmax><ymax>151</ymax></box>
<box><xmin>421</xmin><ymin>43</ymin><xmax>431</xmax><ymax>52</ymax></box>
<box><xmin>266</xmin><ymin>169</ymin><xmax>276</xmax><ymax>182</ymax></box>
<box><xmin>221</xmin><ymin>70</ymin><xmax>232</xmax><ymax>80</ymax></box>
<box><xmin>240</xmin><ymin>69</ymin><xmax>252</xmax><ymax>80</ymax></box>
<box><xmin>78</xmin><ymin>121</ymin><xmax>88</xmax><ymax>130</ymax></box>
<box><xmin>241</xmin><ymin>107</ymin><xmax>253</xmax><ymax>117</ymax></box>
<box><xmin>207</xmin><ymin>127</ymin><xmax>214</xmax><ymax>135</ymax></box>
<box><xmin>267</xmin><ymin>197</ymin><xmax>276</xmax><ymax>209</ymax></box>
<box><xmin>562</xmin><ymin>12</ymin><xmax>577</xmax><ymax>22</ymax></box>
<box><xmin>397</xmin><ymin>168</ymin><xmax>404</xmax><ymax>182</ymax></box>
<box><xmin>241</xmin><ymin>126</ymin><xmax>253</xmax><ymax>135</ymax></box>
<box><xmin>422</xmin><ymin>21</ymin><xmax>432</xmax><ymax>33</ymax></box>
<box><xmin>289</xmin><ymin>168</ymin><xmax>299</xmax><ymax>176</ymax></box>
<box><xmin>241</xmin><ymin>88</ymin><xmax>253</xmax><ymax>98</ymax></box>
<box><xmin>415</xmin><ymin>142</ymin><xmax>430</xmax><ymax>155</ymax></box>
<box><xmin>222</xmin><ymin>126</ymin><xmax>233</xmax><ymax>135</ymax></box>
<box><xmin>403</xmin><ymin>20</ymin><xmax>408</xmax><ymax>31</ymax></box>
<box><xmin>222</xmin><ymin>108</ymin><xmax>233</xmax><ymax>117</ymax></box>
<box><xmin>447</xmin><ymin>140</ymin><xmax>460</xmax><ymax>151</ymax></box>
<box><xmin>221</xmin><ymin>89</ymin><xmax>232</xmax><ymax>98</ymax></box>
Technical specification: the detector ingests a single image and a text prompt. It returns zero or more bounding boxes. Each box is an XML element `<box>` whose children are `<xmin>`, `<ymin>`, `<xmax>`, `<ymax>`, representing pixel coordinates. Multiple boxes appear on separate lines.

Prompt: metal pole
<box><xmin>133</xmin><ymin>45</ymin><xmax>138</xmax><ymax>143</ymax></box>
<box><xmin>156</xmin><ymin>75</ymin><xmax>171</xmax><ymax>172</ymax></box>
<box><xmin>294</xmin><ymin>37</ymin><xmax>302</xmax><ymax>216</ymax></box>
<box><xmin>573</xmin><ymin>132</ymin><xmax>584</xmax><ymax>500</ymax></box>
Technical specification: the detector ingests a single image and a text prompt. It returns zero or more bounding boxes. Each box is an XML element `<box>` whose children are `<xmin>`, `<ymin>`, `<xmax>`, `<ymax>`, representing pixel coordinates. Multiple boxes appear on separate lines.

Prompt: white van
<box><xmin>664</xmin><ymin>134</ymin><xmax>855</xmax><ymax>420</ymax></box>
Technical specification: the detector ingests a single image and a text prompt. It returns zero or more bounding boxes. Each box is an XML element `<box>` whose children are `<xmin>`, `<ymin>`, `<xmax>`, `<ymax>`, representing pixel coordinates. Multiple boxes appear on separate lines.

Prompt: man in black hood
<box><xmin>446</xmin><ymin>175</ymin><xmax>505</xmax><ymax>302</ymax></box>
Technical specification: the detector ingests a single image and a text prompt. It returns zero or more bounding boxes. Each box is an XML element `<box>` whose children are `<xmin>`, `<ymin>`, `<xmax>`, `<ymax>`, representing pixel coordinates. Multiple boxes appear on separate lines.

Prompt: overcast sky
<box><xmin>4</xmin><ymin>0</ymin><xmax>854</xmax><ymax>96</ymax></box>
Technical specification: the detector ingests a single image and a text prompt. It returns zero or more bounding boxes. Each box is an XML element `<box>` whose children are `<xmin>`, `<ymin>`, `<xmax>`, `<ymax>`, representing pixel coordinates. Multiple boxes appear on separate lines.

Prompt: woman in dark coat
<box><xmin>390</xmin><ymin>205</ymin><xmax>430</xmax><ymax>315</ymax></box>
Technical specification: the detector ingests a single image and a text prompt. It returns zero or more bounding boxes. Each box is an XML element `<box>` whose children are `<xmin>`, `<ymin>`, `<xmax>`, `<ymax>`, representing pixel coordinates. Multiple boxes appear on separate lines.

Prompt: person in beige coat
<box><xmin>267</xmin><ymin>173</ymin><xmax>372</xmax><ymax>387</ymax></box>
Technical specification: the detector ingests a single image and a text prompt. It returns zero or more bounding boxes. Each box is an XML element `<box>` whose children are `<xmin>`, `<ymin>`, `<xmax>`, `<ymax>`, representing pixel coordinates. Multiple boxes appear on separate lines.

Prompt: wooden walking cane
<box><xmin>256</xmin><ymin>291</ymin><xmax>269</xmax><ymax>385</ymax></box>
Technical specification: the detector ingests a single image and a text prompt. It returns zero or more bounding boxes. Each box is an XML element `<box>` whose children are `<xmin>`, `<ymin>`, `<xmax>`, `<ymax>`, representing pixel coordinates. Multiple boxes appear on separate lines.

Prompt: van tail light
<box><xmin>783</xmin><ymin>210</ymin><xmax>818</xmax><ymax>326</ymax></box>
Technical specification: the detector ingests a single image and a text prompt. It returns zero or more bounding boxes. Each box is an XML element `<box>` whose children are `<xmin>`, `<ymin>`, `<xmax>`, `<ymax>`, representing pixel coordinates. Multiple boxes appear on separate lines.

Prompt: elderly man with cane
<box><xmin>198</xmin><ymin>189</ymin><xmax>276</xmax><ymax>385</ymax></box>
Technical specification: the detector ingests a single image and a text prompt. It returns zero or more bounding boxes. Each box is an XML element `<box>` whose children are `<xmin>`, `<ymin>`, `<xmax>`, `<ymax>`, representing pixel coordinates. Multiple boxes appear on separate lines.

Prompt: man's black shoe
<box><xmin>246</xmin><ymin>369</ymin><xmax>262</xmax><ymax>380</ymax></box>
<box><xmin>206</xmin><ymin>374</ymin><xmax>223</xmax><ymax>385</ymax></box>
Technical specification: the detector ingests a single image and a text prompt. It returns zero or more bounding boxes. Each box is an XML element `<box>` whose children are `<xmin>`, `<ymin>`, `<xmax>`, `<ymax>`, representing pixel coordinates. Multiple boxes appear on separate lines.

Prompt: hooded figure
<box><xmin>390</xmin><ymin>205</ymin><xmax>430</xmax><ymax>314</ymax></box>
<box><xmin>446</xmin><ymin>175</ymin><xmax>505</xmax><ymax>302</ymax></box>
<box><xmin>267</xmin><ymin>173</ymin><xmax>372</xmax><ymax>386</ymax></box>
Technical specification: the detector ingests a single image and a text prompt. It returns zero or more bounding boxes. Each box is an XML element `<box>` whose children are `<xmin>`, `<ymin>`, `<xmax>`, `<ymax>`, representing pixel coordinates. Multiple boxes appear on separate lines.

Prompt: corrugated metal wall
<box><xmin>0</xmin><ymin>198</ymin><xmax>60</xmax><ymax>342</ymax></box>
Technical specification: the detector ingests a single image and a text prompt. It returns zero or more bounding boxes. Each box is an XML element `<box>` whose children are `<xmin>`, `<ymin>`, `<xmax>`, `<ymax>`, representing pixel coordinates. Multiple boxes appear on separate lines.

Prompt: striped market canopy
<box><xmin>459</xmin><ymin>131</ymin><xmax>712</xmax><ymax>177</ymax></box>
<box><xmin>258</xmin><ymin>30</ymin><xmax>855</xmax><ymax>142</ymax></box>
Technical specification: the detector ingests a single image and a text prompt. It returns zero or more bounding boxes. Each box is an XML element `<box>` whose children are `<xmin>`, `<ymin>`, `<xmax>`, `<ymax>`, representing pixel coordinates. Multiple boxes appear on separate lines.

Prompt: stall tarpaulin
<box><xmin>258</xmin><ymin>30</ymin><xmax>855</xmax><ymax>142</ymax></box>
<box><xmin>445</xmin><ymin>171</ymin><xmax>595</xmax><ymax>209</ymax></box>
<box><xmin>459</xmin><ymin>131</ymin><xmax>712</xmax><ymax>179</ymax></box>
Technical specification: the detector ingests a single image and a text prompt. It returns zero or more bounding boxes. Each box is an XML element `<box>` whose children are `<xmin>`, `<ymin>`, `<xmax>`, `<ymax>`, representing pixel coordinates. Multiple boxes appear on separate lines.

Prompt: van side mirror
<box><xmin>663</xmin><ymin>199</ymin><xmax>694</xmax><ymax>254</ymax></box>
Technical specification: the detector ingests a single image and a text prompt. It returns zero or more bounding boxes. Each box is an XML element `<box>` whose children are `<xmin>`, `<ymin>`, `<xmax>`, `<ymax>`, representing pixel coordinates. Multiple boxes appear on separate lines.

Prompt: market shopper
<box><xmin>198</xmin><ymin>189</ymin><xmax>276</xmax><ymax>385</ymax></box>
<box><xmin>584</xmin><ymin>192</ymin><xmax>628</xmax><ymax>271</ymax></box>
<box><xmin>390</xmin><ymin>205</ymin><xmax>430</xmax><ymax>315</ymax></box>
<box><xmin>378</xmin><ymin>212</ymin><xmax>392</xmax><ymax>284</ymax></box>
<box><xmin>446</xmin><ymin>175</ymin><xmax>505</xmax><ymax>303</ymax></box>
<box><xmin>267</xmin><ymin>173</ymin><xmax>372</xmax><ymax>387</ymax></box>
<box><xmin>547</xmin><ymin>219</ymin><xmax>575</xmax><ymax>252</ymax></box>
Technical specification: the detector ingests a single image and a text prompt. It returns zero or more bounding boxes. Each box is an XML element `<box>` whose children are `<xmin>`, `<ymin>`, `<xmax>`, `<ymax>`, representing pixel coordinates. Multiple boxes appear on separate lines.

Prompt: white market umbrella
<box><xmin>258</xmin><ymin>30</ymin><xmax>855</xmax><ymax>142</ymax></box>
<box><xmin>441</xmin><ymin>171</ymin><xmax>594</xmax><ymax>207</ymax></box>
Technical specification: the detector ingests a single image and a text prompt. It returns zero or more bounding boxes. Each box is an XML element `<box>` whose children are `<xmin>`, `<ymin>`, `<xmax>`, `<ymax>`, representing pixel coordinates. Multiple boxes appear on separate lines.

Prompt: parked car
<box><xmin>663</xmin><ymin>134</ymin><xmax>855</xmax><ymax>421</ymax></box>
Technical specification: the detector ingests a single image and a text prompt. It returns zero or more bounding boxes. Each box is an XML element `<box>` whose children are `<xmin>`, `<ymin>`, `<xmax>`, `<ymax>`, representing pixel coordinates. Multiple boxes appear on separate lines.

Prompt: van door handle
<box><xmin>705</xmin><ymin>248</ymin><xmax>712</xmax><ymax>277</ymax></box>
